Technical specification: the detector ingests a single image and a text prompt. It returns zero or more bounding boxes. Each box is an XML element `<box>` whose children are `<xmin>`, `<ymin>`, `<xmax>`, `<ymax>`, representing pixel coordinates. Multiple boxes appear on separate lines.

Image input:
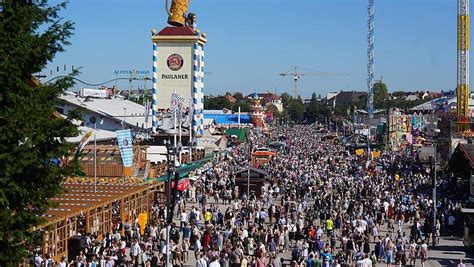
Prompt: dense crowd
<box><xmin>33</xmin><ymin>123</ymin><xmax>465</xmax><ymax>267</ymax></box>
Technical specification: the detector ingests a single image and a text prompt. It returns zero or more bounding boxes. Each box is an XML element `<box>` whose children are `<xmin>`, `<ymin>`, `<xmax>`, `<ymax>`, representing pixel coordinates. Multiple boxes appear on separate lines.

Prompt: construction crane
<box><xmin>457</xmin><ymin>0</ymin><xmax>470</xmax><ymax>130</ymax></box>
<box><xmin>279</xmin><ymin>66</ymin><xmax>348</xmax><ymax>98</ymax></box>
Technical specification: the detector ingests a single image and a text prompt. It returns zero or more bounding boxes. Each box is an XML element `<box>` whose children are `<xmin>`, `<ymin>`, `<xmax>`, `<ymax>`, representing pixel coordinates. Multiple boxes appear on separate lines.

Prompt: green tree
<box><xmin>204</xmin><ymin>96</ymin><xmax>233</xmax><ymax>110</ymax></box>
<box><xmin>232</xmin><ymin>100</ymin><xmax>252</xmax><ymax>112</ymax></box>
<box><xmin>373</xmin><ymin>81</ymin><xmax>388</xmax><ymax>109</ymax></box>
<box><xmin>233</xmin><ymin>92</ymin><xmax>244</xmax><ymax>102</ymax></box>
<box><xmin>280</xmin><ymin>92</ymin><xmax>292</xmax><ymax>108</ymax></box>
<box><xmin>287</xmin><ymin>98</ymin><xmax>305</xmax><ymax>122</ymax></box>
<box><xmin>0</xmin><ymin>1</ymin><xmax>78</xmax><ymax>264</ymax></box>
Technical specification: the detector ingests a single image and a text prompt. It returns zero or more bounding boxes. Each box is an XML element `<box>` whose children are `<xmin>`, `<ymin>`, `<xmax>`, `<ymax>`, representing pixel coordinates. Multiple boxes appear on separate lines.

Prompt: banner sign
<box><xmin>144</xmin><ymin>101</ymin><xmax>150</xmax><ymax>124</ymax></box>
<box><xmin>116</xmin><ymin>129</ymin><xmax>133</xmax><ymax>167</ymax></box>
<box><xmin>80</xmin><ymin>88</ymin><xmax>107</xmax><ymax>98</ymax></box>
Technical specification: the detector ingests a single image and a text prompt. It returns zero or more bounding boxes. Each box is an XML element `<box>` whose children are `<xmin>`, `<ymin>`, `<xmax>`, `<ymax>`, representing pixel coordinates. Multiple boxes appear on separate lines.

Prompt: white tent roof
<box><xmin>66</xmin><ymin>126</ymin><xmax>116</xmax><ymax>143</ymax></box>
<box><xmin>60</xmin><ymin>92</ymin><xmax>150</xmax><ymax>129</ymax></box>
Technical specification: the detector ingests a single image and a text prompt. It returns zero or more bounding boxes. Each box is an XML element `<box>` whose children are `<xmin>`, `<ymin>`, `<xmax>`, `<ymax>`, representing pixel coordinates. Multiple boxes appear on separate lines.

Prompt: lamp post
<box><xmin>164</xmin><ymin>138</ymin><xmax>174</xmax><ymax>267</ymax></box>
<box><xmin>431</xmin><ymin>142</ymin><xmax>437</xmax><ymax>247</ymax></box>
<box><xmin>163</xmin><ymin>128</ymin><xmax>182</xmax><ymax>266</ymax></box>
<box><xmin>94</xmin><ymin>121</ymin><xmax>97</xmax><ymax>193</ymax></box>
<box><xmin>247</xmin><ymin>140</ymin><xmax>252</xmax><ymax>199</ymax></box>
<box><xmin>431</xmin><ymin>128</ymin><xmax>440</xmax><ymax>247</ymax></box>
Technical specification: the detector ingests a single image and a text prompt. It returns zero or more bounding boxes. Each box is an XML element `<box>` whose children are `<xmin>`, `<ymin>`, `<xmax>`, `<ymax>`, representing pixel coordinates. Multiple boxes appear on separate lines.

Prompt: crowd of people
<box><xmin>33</xmin><ymin>123</ymin><xmax>466</xmax><ymax>266</ymax></box>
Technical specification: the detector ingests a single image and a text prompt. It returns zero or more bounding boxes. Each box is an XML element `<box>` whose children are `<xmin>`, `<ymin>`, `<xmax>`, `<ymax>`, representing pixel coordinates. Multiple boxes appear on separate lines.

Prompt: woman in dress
<box><xmin>435</xmin><ymin>219</ymin><xmax>441</xmax><ymax>245</ymax></box>
<box><xmin>419</xmin><ymin>240</ymin><xmax>428</xmax><ymax>267</ymax></box>
<box><xmin>385</xmin><ymin>240</ymin><xmax>395</xmax><ymax>266</ymax></box>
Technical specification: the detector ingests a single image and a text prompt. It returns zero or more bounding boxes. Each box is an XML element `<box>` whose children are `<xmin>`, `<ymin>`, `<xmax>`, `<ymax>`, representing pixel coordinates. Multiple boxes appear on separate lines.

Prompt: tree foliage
<box><xmin>233</xmin><ymin>101</ymin><xmax>252</xmax><ymax>113</ymax></box>
<box><xmin>204</xmin><ymin>95</ymin><xmax>255</xmax><ymax>113</ymax></box>
<box><xmin>287</xmin><ymin>98</ymin><xmax>305</xmax><ymax>122</ymax></box>
<box><xmin>280</xmin><ymin>92</ymin><xmax>292</xmax><ymax>108</ymax></box>
<box><xmin>204</xmin><ymin>96</ymin><xmax>233</xmax><ymax>110</ymax></box>
<box><xmin>233</xmin><ymin>92</ymin><xmax>244</xmax><ymax>102</ymax></box>
<box><xmin>0</xmin><ymin>1</ymin><xmax>77</xmax><ymax>264</ymax></box>
<box><xmin>305</xmin><ymin>98</ymin><xmax>329</xmax><ymax>123</ymax></box>
<box><xmin>374</xmin><ymin>81</ymin><xmax>388</xmax><ymax>109</ymax></box>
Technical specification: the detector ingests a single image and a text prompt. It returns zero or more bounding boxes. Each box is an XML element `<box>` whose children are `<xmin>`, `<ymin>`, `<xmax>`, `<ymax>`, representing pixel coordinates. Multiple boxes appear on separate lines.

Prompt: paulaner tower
<box><xmin>151</xmin><ymin>0</ymin><xmax>206</xmax><ymax>135</ymax></box>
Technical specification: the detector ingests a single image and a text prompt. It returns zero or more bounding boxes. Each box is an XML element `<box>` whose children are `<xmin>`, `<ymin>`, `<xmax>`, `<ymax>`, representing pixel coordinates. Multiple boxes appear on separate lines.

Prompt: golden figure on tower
<box><xmin>166</xmin><ymin>0</ymin><xmax>194</xmax><ymax>27</ymax></box>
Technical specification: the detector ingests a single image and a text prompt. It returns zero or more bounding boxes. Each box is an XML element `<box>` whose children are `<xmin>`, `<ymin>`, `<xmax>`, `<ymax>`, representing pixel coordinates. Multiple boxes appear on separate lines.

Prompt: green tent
<box><xmin>225</xmin><ymin>128</ymin><xmax>246</xmax><ymax>142</ymax></box>
<box><xmin>152</xmin><ymin>153</ymin><xmax>215</xmax><ymax>182</ymax></box>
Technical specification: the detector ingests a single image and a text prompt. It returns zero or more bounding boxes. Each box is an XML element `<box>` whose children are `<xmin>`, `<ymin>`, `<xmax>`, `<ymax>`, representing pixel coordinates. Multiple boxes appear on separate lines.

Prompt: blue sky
<box><xmin>47</xmin><ymin>0</ymin><xmax>460</xmax><ymax>97</ymax></box>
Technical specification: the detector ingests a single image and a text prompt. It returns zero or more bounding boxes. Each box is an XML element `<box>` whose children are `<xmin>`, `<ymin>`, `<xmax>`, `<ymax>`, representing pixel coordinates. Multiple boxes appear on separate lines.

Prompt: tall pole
<box><xmin>179</xmin><ymin>111</ymin><xmax>182</xmax><ymax>164</ymax></box>
<box><xmin>238</xmin><ymin>106</ymin><xmax>241</xmax><ymax>129</ymax></box>
<box><xmin>94</xmin><ymin>122</ymin><xmax>97</xmax><ymax>193</ymax></box>
<box><xmin>189</xmin><ymin>98</ymin><xmax>193</xmax><ymax>162</ymax></box>
<box><xmin>457</xmin><ymin>0</ymin><xmax>470</xmax><ymax>129</ymax></box>
<box><xmin>152</xmin><ymin>39</ymin><xmax>158</xmax><ymax>133</ymax></box>
<box><xmin>367</xmin><ymin>0</ymin><xmax>375</xmax><ymax>118</ymax></box>
<box><xmin>432</xmin><ymin>142</ymin><xmax>437</xmax><ymax>246</ymax></box>
<box><xmin>174</xmin><ymin>104</ymin><xmax>178</xmax><ymax>166</ymax></box>
<box><xmin>367</xmin><ymin>128</ymin><xmax>372</xmax><ymax>161</ymax></box>
<box><xmin>165</xmin><ymin>141</ymin><xmax>172</xmax><ymax>267</ymax></box>
<box><xmin>293</xmin><ymin>66</ymin><xmax>298</xmax><ymax>98</ymax></box>
<box><xmin>247</xmin><ymin>141</ymin><xmax>251</xmax><ymax>198</ymax></box>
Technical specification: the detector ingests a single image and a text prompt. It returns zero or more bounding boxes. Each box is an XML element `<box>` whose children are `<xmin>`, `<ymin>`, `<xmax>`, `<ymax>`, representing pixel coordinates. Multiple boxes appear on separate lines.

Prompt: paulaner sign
<box><xmin>162</xmin><ymin>74</ymin><xmax>189</xmax><ymax>79</ymax></box>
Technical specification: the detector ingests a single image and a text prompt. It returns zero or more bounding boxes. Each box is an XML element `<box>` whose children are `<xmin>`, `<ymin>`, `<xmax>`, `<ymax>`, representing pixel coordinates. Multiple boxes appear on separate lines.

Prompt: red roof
<box><xmin>157</xmin><ymin>26</ymin><xmax>197</xmax><ymax>36</ymax></box>
<box><xmin>459</xmin><ymin>143</ymin><xmax>474</xmax><ymax>169</ymax></box>
<box><xmin>252</xmin><ymin>151</ymin><xmax>277</xmax><ymax>157</ymax></box>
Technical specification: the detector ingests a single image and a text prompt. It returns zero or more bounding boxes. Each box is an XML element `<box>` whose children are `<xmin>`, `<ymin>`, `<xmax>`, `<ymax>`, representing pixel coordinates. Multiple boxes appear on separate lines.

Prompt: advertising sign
<box><xmin>80</xmin><ymin>88</ymin><xmax>107</xmax><ymax>98</ymax></box>
<box><xmin>116</xmin><ymin>129</ymin><xmax>133</xmax><ymax>167</ymax></box>
<box><xmin>156</xmin><ymin>43</ymin><xmax>193</xmax><ymax>109</ymax></box>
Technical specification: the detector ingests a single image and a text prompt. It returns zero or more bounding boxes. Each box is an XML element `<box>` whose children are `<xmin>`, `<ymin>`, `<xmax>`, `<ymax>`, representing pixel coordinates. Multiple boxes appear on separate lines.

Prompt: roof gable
<box><xmin>157</xmin><ymin>26</ymin><xmax>197</xmax><ymax>36</ymax></box>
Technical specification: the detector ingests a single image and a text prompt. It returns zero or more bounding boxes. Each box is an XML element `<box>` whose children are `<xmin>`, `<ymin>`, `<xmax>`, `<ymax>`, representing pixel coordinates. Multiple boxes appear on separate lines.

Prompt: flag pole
<box><xmin>179</xmin><ymin>101</ymin><xmax>182</xmax><ymax>164</ymax></box>
<box><xmin>174</xmin><ymin>91</ymin><xmax>178</xmax><ymax>167</ymax></box>
<box><xmin>189</xmin><ymin>97</ymin><xmax>193</xmax><ymax>162</ymax></box>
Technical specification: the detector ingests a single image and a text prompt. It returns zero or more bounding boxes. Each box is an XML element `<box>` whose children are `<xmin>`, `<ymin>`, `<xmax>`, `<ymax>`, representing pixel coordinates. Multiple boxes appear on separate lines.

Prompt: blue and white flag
<box><xmin>171</xmin><ymin>93</ymin><xmax>185</xmax><ymax>124</ymax></box>
<box><xmin>116</xmin><ymin>129</ymin><xmax>133</xmax><ymax>167</ymax></box>
<box><xmin>171</xmin><ymin>92</ymin><xmax>179</xmax><ymax>115</ymax></box>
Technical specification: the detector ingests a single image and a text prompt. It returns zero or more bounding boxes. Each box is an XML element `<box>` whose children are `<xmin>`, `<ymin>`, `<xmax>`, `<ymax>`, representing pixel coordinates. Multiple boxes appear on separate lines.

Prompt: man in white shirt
<box><xmin>131</xmin><ymin>239</ymin><xmax>141</xmax><ymax>265</ymax></box>
<box><xmin>181</xmin><ymin>211</ymin><xmax>188</xmax><ymax>227</ymax></box>
<box><xmin>362</xmin><ymin>254</ymin><xmax>372</xmax><ymax>267</ymax></box>
<box><xmin>34</xmin><ymin>254</ymin><xmax>43</xmax><ymax>267</ymax></box>
<box><xmin>196</xmin><ymin>253</ymin><xmax>207</xmax><ymax>267</ymax></box>
<box><xmin>209</xmin><ymin>257</ymin><xmax>221</xmax><ymax>267</ymax></box>
<box><xmin>58</xmin><ymin>256</ymin><xmax>67</xmax><ymax>267</ymax></box>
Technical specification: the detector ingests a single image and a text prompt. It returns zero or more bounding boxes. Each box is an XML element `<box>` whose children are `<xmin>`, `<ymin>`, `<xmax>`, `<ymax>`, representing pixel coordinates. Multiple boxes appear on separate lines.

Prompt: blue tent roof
<box><xmin>204</xmin><ymin>113</ymin><xmax>251</xmax><ymax>125</ymax></box>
